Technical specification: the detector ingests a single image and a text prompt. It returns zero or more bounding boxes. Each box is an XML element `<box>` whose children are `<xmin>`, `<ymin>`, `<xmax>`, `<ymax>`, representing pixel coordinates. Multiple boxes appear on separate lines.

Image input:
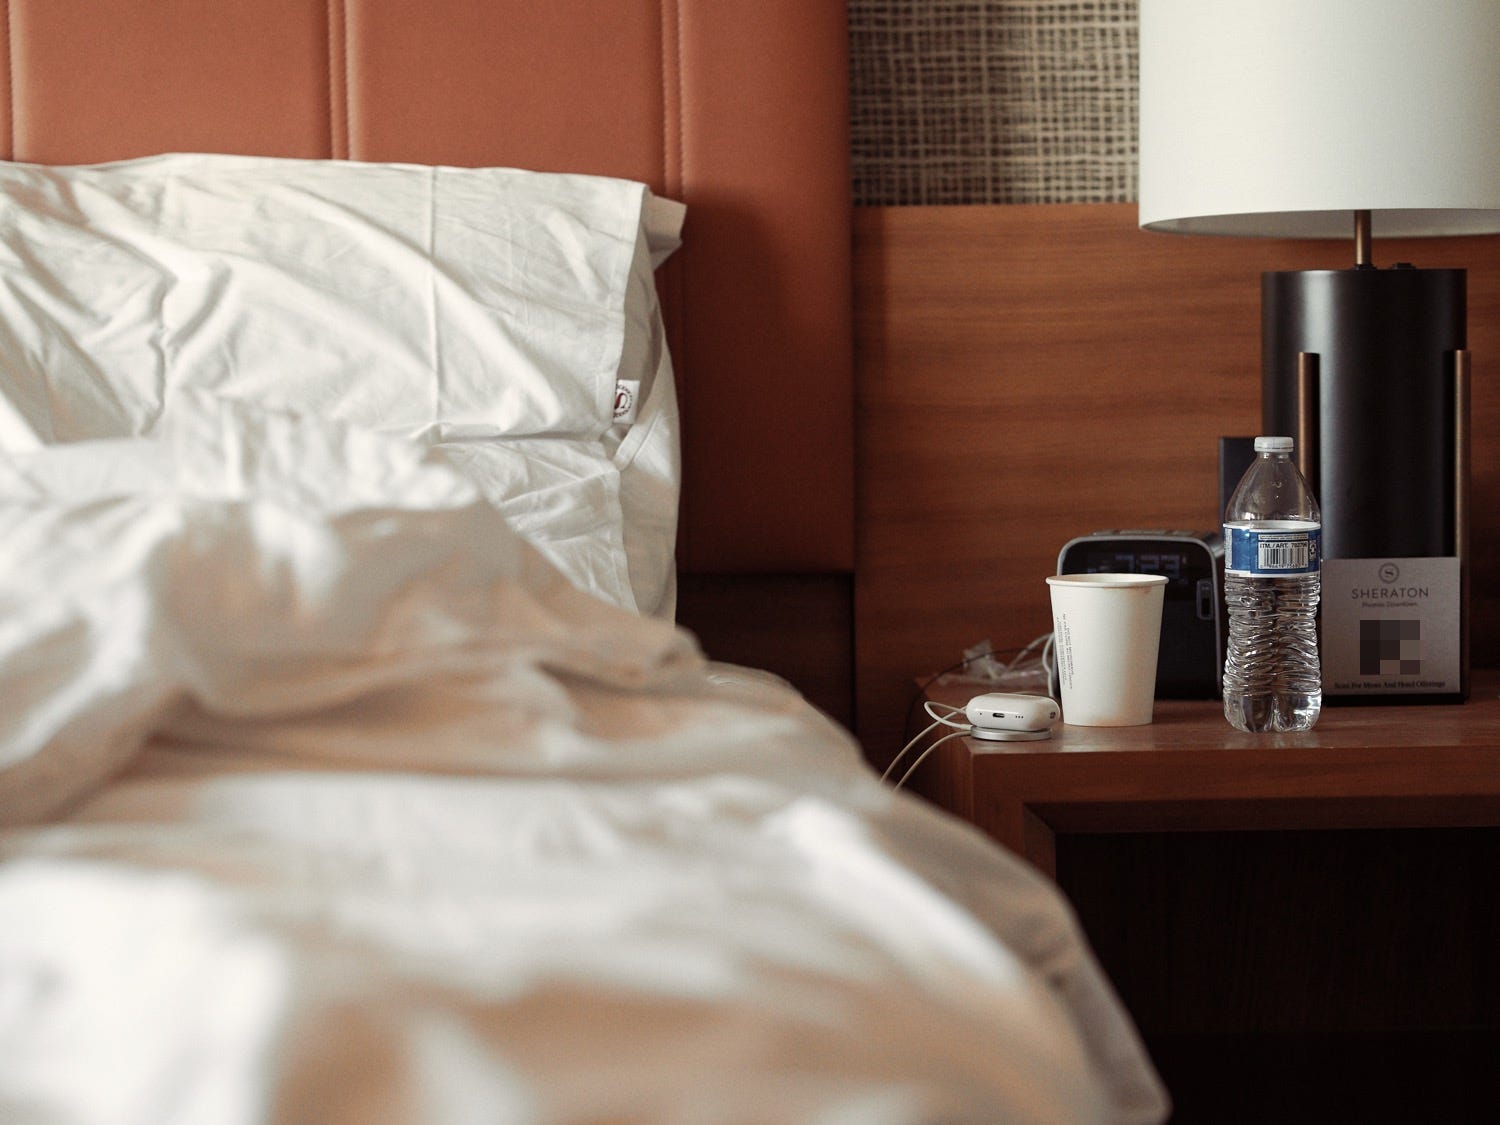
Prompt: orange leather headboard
<box><xmin>0</xmin><ymin>0</ymin><xmax>853</xmax><ymax>573</ymax></box>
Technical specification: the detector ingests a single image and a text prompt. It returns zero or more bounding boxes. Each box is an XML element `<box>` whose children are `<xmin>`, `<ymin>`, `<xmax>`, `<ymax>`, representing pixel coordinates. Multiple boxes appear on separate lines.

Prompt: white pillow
<box><xmin>432</xmin><ymin>332</ymin><xmax>682</xmax><ymax>618</ymax></box>
<box><xmin>0</xmin><ymin>153</ymin><xmax>685</xmax><ymax>616</ymax></box>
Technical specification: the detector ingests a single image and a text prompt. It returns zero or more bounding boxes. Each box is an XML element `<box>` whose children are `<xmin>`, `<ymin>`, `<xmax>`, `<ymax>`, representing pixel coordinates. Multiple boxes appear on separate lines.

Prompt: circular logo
<box><xmin>1378</xmin><ymin>562</ymin><xmax>1400</xmax><ymax>583</ymax></box>
<box><xmin>613</xmin><ymin>384</ymin><xmax>635</xmax><ymax>420</ymax></box>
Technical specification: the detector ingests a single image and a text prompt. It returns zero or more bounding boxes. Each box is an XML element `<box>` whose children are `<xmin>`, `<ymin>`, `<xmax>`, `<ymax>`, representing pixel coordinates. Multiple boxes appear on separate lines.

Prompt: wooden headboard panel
<box><xmin>0</xmin><ymin>0</ymin><xmax>854</xmax><ymax>576</ymax></box>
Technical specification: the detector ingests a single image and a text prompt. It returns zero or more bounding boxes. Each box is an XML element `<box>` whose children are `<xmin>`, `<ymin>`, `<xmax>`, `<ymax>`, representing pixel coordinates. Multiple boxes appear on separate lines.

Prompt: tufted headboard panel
<box><xmin>0</xmin><ymin>0</ymin><xmax>854</xmax><ymax>574</ymax></box>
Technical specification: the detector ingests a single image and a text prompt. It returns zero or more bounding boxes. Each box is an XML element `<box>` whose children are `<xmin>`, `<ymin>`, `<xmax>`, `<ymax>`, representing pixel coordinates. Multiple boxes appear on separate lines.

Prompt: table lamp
<box><xmin>1137</xmin><ymin>0</ymin><xmax>1500</xmax><ymax>701</ymax></box>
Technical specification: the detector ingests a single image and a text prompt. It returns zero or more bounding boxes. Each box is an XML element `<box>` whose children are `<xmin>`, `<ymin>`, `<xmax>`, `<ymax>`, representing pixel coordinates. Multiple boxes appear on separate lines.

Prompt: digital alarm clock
<box><xmin>1055</xmin><ymin>529</ymin><xmax>1225</xmax><ymax>699</ymax></box>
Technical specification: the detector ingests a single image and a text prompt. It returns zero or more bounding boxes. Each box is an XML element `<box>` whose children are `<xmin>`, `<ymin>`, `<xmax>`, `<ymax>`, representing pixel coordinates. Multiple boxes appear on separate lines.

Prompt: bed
<box><xmin>0</xmin><ymin>4</ymin><xmax>1168</xmax><ymax>1122</ymax></box>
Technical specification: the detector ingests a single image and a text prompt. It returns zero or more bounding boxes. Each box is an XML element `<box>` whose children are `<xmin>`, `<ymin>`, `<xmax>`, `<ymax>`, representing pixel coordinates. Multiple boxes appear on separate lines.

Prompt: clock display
<box><xmin>1078</xmin><ymin>547</ymin><xmax>1191</xmax><ymax>586</ymax></box>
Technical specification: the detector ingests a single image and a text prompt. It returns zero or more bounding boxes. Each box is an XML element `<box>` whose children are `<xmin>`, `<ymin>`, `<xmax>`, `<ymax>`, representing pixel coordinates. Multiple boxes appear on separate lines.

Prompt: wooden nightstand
<box><xmin>911</xmin><ymin>670</ymin><xmax>1500</xmax><ymax>877</ymax></box>
<box><xmin>907</xmin><ymin>672</ymin><xmax>1500</xmax><ymax>1123</ymax></box>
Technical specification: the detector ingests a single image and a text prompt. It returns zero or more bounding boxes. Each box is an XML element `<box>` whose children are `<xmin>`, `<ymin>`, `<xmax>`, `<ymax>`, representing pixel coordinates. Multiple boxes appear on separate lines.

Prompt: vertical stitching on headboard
<box><xmin>326</xmin><ymin>0</ymin><xmax>350</xmax><ymax>159</ymax></box>
<box><xmin>2</xmin><ymin>0</ymin><xmax>15</xmax><ymax>160</ymax></box>
<box><xmin>660</xmin><ymin>0</ymin><xmax>682</xmax><ymax>197</ymax></box>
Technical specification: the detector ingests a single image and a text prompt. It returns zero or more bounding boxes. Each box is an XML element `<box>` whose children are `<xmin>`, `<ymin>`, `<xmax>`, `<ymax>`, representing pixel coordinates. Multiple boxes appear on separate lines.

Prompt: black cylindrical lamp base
<box><xmin>1261</xmin><ymin>267</ymin><xmax>1464</xmax><ymax>561</ymax></box>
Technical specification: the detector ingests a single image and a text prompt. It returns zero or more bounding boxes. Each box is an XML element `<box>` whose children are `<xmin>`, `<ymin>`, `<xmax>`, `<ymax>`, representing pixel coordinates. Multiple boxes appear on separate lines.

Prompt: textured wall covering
<box><xmin>849</xmin><ymin>0</ymin><xmax>1138</xmax><ymax>205</ymax></box>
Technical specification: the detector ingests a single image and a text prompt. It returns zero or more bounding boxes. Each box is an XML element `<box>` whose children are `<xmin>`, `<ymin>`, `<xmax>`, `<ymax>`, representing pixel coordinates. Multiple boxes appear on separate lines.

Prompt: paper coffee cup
<box><xmin>1046</xmin><ymin>573</ymin><xmax>1168</xmax><ymax>726</ymax></box>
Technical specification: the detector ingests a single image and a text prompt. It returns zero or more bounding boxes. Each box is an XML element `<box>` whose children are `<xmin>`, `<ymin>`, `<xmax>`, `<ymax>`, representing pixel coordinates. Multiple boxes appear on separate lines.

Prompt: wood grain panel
<box><xmin>853</xmin><ymin>203</ymin><xmax>1500</xmax><ymax>760</ymax></box>
<box><xmin>676</xmin><ymin>573</ymin><xmax>853</xmax><ymax>729</ymax></box>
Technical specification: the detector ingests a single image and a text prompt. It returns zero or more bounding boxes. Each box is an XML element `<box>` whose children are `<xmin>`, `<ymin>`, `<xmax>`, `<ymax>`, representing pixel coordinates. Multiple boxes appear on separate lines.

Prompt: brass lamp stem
<box><xmin>1354</xmin><ymin>209</ymin><xmax>1374</xmax><ymax>268</ymax></box>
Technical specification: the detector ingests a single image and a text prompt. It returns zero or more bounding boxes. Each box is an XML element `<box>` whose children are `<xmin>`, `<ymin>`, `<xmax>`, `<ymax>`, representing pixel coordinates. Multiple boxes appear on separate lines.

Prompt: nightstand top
<box><xmin>911</xmin><ymin>669</ymin><xmax>1500</xmax><ymax>877</ymax></box>
<box><xmin>922</xmin><ymin>668</ymin><xmax>1500</xmax><ymax>758</ymax></box>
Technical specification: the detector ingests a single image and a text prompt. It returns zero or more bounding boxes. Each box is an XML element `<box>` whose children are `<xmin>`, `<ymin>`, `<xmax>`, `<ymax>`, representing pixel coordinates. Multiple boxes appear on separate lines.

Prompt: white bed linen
<box><xmin>0</xmin><ymin>153</ymin><xmax>685</xmax><ymax>619</ymax></box>
<box><xmin>0</xmin><ymin>402</ymin><xmax>1167</xmax><ymax>1124</ymax></box>
<box><xmin>0</xmin><ymin>154</ymin><xmax>681</xmax><ymax>445</ymax></box>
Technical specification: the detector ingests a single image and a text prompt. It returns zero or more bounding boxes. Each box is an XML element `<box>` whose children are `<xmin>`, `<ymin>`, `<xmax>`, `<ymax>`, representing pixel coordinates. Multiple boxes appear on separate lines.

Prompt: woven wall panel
<box><xmin>849</xmin><ymin>0</ymin><xmax>1138</xmax><ymax>205</ymax></box>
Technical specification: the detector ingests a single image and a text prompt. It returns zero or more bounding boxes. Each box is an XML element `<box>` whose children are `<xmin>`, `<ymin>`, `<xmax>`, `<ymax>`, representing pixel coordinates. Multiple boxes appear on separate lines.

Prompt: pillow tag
<box><xmin>613</xmin><ymin>379</ymin><xmax>641</xmax><ymax>425</ymax></box>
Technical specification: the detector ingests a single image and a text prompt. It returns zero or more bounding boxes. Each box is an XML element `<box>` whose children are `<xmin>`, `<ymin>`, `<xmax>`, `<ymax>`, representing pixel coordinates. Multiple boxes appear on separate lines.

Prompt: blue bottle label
<box><xmin>1224</xmin><ymin>523</ymin><xmax>1321</xmax><ymax>577</ymax></box>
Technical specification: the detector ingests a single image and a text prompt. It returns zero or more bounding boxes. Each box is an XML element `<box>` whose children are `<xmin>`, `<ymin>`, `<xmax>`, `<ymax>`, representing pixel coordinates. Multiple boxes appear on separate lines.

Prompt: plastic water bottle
<box><xmin>1222</xmin><ymin>436</ymin><xmax>1322</xmax><ymax>732</ymax></box>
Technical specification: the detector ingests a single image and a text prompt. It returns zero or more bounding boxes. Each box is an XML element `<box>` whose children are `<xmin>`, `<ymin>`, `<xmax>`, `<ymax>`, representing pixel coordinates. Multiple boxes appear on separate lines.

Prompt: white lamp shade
<box><xmin>1139</xmin><ymin>0</ymin><xmax>1500</xmax><ymax>238</ymax></box>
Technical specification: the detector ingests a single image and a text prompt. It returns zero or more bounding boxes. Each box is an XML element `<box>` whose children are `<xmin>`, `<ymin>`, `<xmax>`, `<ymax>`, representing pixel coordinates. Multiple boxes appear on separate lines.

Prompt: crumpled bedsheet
<box><xmin>0</xmin><ymin>396</ymin><xmax>1168</xmax><ymax>1124</ymax></box>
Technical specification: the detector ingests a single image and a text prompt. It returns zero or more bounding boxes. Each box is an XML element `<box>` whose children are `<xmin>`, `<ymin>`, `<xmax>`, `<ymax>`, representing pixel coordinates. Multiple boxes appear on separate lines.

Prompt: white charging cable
<box><xmin>882</xmin><ymin>696</ymin><xmax>1057</xmax><ymax>790</ymax></box>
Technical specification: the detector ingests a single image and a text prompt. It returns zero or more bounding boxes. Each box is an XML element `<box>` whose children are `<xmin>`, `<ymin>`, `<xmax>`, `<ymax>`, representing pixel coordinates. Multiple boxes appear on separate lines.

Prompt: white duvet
<box><xmin>0</xmin><ymin>398</ymin><xmax>1167</xmax><ymax>1124</ymax></box>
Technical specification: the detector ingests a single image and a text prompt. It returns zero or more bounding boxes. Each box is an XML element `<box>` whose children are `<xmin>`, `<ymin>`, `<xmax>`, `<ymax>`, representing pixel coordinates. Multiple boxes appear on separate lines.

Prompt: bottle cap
<box><xmin>1254</xmin><ymin>436</ymin><xmax>1294</xmax><ymax>453</ymax></box>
